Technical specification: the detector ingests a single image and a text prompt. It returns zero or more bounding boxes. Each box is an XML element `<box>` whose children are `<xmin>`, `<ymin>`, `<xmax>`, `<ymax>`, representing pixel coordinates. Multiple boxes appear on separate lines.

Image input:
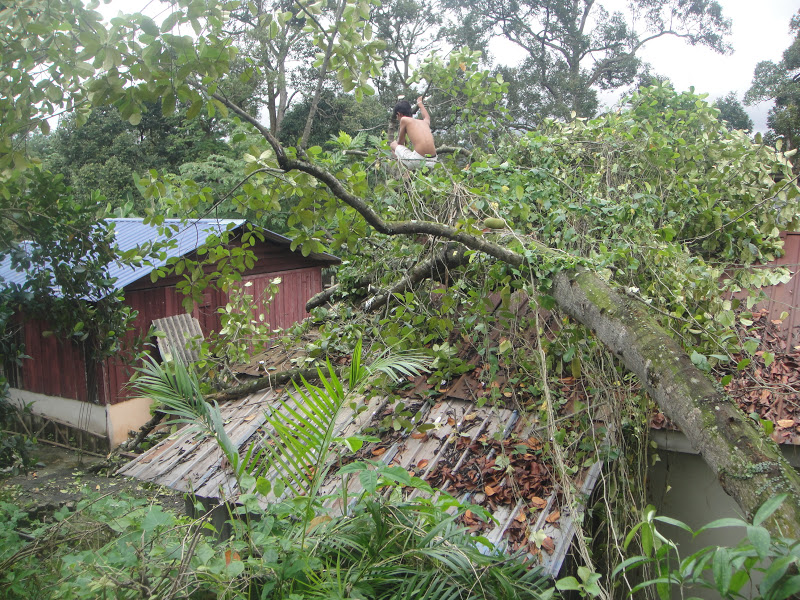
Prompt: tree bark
<box><xmin>364</xmin><ymin>244</ymin><xmax>467</xmax><ymax>312</ymax></box>
<box><xmin>205</xmin><ymin>367</ymin><xmax>321</xmax><ymax>403</ymax></box>
<box><xmin>552</xmin><ymin>269</ymin><xmax>800</xmax><ymax>536</ymax></box>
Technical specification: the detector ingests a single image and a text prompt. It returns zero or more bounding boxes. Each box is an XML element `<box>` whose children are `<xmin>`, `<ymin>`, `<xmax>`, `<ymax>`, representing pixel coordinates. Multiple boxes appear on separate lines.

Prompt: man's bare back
<box><xmin>390</xmin><ymin>97</ymin><xmax>437</xmax><ymax>167</ymax></box>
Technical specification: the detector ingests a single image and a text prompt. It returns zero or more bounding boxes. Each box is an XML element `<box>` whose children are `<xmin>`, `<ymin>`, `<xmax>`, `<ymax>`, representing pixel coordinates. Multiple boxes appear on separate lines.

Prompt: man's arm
<box><xmin>396</xmin><ymin>117</ymin><xmax>408</xmax><ymax>146</ymax></box>
<box><xmin>416</xmin><ymin>97</ymin><xmax>430</xmax><ymax>125</ymax></box>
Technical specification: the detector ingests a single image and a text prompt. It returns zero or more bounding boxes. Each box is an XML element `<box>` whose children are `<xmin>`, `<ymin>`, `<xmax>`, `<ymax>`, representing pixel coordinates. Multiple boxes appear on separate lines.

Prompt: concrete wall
<box><xmin>648</xmin><ymin>430</ymin><xmax>778</xmax><ymax>599</ymax></box>
<box><xmin>106</xmin><ymin>396</ymin><xmax>154</xmax><ymax>447</ymax></box>
<box><xmin>8</xmin><ymin>388</ymin><xmax>154</xmax><ymax>448</ymax></box>
<box><xmin>9</xmin><ymin>389</ymin><xmax>107</xmax><ymax>436</ymax></box>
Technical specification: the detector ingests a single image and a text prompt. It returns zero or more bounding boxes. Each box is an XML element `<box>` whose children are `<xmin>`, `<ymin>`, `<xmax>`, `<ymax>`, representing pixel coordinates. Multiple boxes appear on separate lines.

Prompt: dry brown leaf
<box><xmin>530</xmin><ymin>496</ymin><xmax>547</xmax><ymax>509</ymax></box>
<box><xmin>417</xmin><ymin>459</ymin><xmax>429</xmax><ymax>469</ymax></box>
<box><xmin>463</xmin><ymin>412</ymin><xmax>477</xmax><ymax>421</ymax></box>
<box><xmin>372</xmin><ymin>447</ymin><xmax>386</xmax><ymax>456</ymax></box>
<box><xmin>515</xmin><ymin>511</ymin><xmax>526</xmax><ymax>523</ymax></box>
<box><xmin>306</xmin><ymin>515</ymin><xmax>332</xmax><ymax>534</ymax></box>
<box><xmin>545</xmin><ymin>510</ymin><xmax>560</xmax><ymax>523</ymax></box>
<box><xmin>777</xmin><ymin>419</ymin><xmax>794</xmax><ymax>429</ymax></box>
<box><xmin>541</xmin><ymin>537</ymin><xmax>555</xmax><ymax>554</ymax></box>
<box><xmin>485</xmin><ymin>484</ymin><xmax>496</xmax><ymax>496</ymax></box>
<box><xmin>447</xmin><ymin>417</ymin><xmax>456</xmax><ymax>426</ymax></box>
<box><xmin>410</xmin><ymin>432</ymin><xmax>427</xmax><ymax>439</ymax></box>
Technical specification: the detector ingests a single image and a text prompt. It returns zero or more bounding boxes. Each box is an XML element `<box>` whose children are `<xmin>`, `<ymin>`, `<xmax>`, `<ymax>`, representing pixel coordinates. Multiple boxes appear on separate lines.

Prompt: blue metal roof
<box><xmin>0</xmin><ymin>218</ymin><xmax>244</xmax><ymax>298</ymax></box>
<box><xmin>108</xmin><ymin>218</ymin><xmax>245</xmax><ymax>290</ymax></box>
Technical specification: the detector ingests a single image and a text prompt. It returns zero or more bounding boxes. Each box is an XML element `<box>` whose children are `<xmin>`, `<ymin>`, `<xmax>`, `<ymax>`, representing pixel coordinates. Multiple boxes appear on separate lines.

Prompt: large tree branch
<box><xmin>363</xmin><ymin>243</ymin><xmax>468</xmax><ymax>312</ymax></box>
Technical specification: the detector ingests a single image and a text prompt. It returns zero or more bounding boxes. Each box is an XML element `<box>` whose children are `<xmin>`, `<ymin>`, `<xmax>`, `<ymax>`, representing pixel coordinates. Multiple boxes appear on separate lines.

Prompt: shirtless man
<box><xmin>390</xmin><ymin>96</ymin><xmax>437</xmax><ymax>169</ymax></box>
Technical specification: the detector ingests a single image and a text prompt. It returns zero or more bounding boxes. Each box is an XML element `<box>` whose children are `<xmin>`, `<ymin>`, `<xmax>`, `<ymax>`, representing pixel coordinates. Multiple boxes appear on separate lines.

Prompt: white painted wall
<box><xmin>7</xmin><ymin>388</ymin><xmax>154</xmax><ymax>448</ymax></box>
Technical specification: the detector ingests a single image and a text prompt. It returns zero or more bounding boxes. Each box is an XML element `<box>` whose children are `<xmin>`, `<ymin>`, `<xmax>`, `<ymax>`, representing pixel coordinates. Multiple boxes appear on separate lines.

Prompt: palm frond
<box><xmin>131</xmin><ymin>353</ymin><xmax>243</xmax><ymax>478</ymax></box>
<box><xmin>254</xmin><ymin>341</ymin><xmax>430</xmax><ymax>510</ymax></box>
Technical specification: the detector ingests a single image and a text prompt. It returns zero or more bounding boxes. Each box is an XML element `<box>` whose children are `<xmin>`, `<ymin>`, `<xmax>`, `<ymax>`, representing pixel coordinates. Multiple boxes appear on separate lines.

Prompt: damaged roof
<box><xmin>118</xmin><ymin>385</ymin><xmax>603</xmax><ymax>576</ymax></box>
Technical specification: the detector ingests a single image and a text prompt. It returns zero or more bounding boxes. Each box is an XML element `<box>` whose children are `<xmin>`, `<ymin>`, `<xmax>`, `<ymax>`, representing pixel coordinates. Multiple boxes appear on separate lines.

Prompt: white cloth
<box><xmin>394</xmin><ymin>145</ymin><xmax>438</xmax><ymax>169</ymax></box>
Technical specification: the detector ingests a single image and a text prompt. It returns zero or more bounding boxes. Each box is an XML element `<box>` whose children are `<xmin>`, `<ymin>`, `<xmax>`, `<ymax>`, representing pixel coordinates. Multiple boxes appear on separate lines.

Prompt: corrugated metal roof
<box><xmin>0</xmin><ymin>218</ymin><xmax>242</xmax><ymax>296</ymax></box>
<box><xmin>117</xmin><ymin>388</ymin><xmax>599</xmax><ymax>575</ymax></box>
<box><xmin>0</xmin><ymin>218</ymin><xmax>340</xmax><ymax>298</ymax></box>
<box><xmin>152</xmin><ymin>314</ymin><xmax>204</xmax><ymax>364</ymax></box>
<box><xmin>109</xmin><ymin>218</ymin><xmax>245</xmax><ymax>291</ymax></box>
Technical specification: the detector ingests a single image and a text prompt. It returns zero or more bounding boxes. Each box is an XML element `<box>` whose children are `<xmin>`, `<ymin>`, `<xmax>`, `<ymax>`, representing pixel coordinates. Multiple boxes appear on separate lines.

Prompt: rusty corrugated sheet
<box><xmin>756</xmin><ymin>232</ymin><xmax>800</xmax><ymax>349</ymax></box>
<box><xmin>118</xmin><ymin>384</ymin><xmax>603</xmax><ymax>575</ymax></box>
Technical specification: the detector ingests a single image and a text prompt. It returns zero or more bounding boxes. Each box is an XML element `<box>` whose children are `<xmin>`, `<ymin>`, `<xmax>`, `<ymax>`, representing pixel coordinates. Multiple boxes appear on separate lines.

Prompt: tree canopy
<box><xmin>441</xmin><ymin>0</ymin><xmax>732</xmax><ymax>121</ymax></box>
<box><xmin>746</xmin><ymin>9</ymin><xmax>800</xmax><ymax>153</ymax></box>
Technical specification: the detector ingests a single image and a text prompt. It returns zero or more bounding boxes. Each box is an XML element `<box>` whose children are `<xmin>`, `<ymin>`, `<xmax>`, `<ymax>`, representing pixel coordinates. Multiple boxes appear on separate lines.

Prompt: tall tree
<box><xmin>441</xmin><ymin>0</ymin><xmax>731</xmax><ymax>122</ymax></box>
<box><xmin>745</xmin><ymin>10</ymin><xmax>800</xmax><ymax>153</ymax></box>
<box><xmin>35</xmin><ymin>103</ymin><xmax>234</xmax><ymax>212</ymax></box>
<box><xmin>714</xmin><ymin>91</ymin><xmax>754</xmax><ymax>133</ymax></box>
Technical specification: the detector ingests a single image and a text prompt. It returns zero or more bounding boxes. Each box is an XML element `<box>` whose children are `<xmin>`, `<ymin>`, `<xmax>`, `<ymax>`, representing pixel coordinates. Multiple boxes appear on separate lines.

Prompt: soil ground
<box><xmin>0</xmin><ymin>442</ymin><xmax>185</xmax><ymax>515</ymax></box>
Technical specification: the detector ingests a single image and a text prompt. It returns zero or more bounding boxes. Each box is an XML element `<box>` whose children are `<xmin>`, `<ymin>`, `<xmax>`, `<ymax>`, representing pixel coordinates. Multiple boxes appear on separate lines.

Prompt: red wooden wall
<box><xmin>17</xmin><ymin>318</ymin><xmax>92</xmax><ymax>402</ymax></box>
<box><xmin>99</xmin><ymin>266</ymin><xmax>323</xmax><ymax>405</ymax></box>
<box><xmin>13</xmin><ymin>232</ymin><xmax>335</xmax><ymax>406</ymax></box>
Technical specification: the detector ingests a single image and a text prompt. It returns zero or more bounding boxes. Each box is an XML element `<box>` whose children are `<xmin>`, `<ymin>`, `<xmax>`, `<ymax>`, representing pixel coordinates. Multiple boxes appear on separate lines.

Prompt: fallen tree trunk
<box><xmin>364</xmin><ymin>244</ymin><xmax>467</xmax><ymax>312</ymax></box>
<box><xmin>552</xmin><ymin>269</ymin><xmax>800</xmax><ymax>536</ymax></box>
<box><xmin>306</xmin><ymin>274</ymin><xmax>372</xmax><ymax>311</ymax></box>
<box><xmin>205</xmin><ymin>367</ymin><xmax>321</xmax><ymax>403</ymax></box>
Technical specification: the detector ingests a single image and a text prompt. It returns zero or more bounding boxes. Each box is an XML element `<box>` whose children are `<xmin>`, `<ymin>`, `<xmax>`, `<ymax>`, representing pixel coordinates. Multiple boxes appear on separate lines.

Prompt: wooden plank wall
<box><xmin>103</xmin><ymin>267</ymin><xmax>322</xmax><ymax>404</ymax></box>
<box><xmin>14</xmin><ymin>233</ymin><xmax>332</xmax><ymax>406</ymax></box>
<box><xmin>19</xmin><ymin>318</ymin><xmax>90</xmax><ymax>402</ymax></box>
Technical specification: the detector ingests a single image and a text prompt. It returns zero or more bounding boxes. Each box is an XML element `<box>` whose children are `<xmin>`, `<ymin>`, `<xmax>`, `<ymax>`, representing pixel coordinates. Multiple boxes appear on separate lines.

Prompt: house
<box><xmin>0</xmin><ymin>218</ymin><xmax>340</xmax><ymax>449</ymax></box>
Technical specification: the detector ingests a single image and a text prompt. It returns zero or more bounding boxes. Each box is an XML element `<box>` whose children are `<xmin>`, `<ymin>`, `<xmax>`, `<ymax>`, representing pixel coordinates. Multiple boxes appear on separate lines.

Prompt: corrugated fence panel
<box><xmin>756</xmin><ymin>232</ymin><xmax>800</xmax><ymax>350</ymax></box>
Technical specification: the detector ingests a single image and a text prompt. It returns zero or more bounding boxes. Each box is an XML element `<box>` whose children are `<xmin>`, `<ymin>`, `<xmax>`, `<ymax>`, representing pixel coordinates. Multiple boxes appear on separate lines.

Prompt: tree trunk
<box><xmin>553</xmin><ymin>269</ymin><xmax>800</xmax><ymax>536</ymax></box>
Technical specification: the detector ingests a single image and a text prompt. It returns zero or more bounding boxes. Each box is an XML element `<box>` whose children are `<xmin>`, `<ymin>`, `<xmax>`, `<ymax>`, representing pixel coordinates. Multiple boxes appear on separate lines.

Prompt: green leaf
<box><xmin>359</xmin><ymin>469</ymin><xmax>378</xmax><ymax>494</ymax></box>
<box><xmin>255</xmin><ymin>477</ymin><xmax>271</xmax><ymax>496</ymax></box>
<box><xmin>695</xmin><ymin>517</ymin><xmax>748</xmax><ymax>533</ymax></box>
<box><xmin>712</xmin><ymin>547</ymin><xmax>732</xmax><ymax>596</ymax></box>
<box><xmin>555</xmin><ymin>576</ymin><xmax>582</xmax><ymax>591</ymax></box>
<box><xmin>746</xmin><ymin>525</ymin><xmax>770</xmax><ymax>560</ymax></box>
<box><xmin>140</xmin><ymin>16</ymin><xmax>160</xmax><ymax>36</ymax></box>
<box><xmin>753</xmin><ymin>493</ymin><xmax>787</xmax><ymax>526</ymax></box>
<box><xmin>771</xmin><ymin>575</ymin><xmax>800</xmax><ymax>600</ymax></box>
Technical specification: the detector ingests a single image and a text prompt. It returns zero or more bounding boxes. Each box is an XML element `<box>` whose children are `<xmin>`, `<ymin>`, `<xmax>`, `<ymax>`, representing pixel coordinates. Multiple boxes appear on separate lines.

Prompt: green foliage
<box><xmin>746</xmin><ymin>10</ymin><xmax>800</xmax><ymax>157</ymax></box>
<box><xmin>35</xmin><ymin>102</ymin><xmax>237</xmax><ymax>214</ymax></box>
<box><xmin>474</xmin><ymin>82</ymin><xmax>799</xmax><ymax>360</ymax></box>
<box><xmin>614</xmin><ymin>496</ymin><xmax>800</xmax><ymax>599</ymax></box>
<box><xmin>0</xmin><ymin>396</ymin><xmax>34</xmax><ymax>476</ymax></box>
<box><xmin>279</xmin><ymin>91</ymin><xmax>387</xmax><ymax>148</ymax></box>
<box><xmin>714</xmin><ymin>92</ymin><xmax>755</xmax><ymax>133</ymax></box>
<box><xmin>0</xmin><ymin>170</ymin><xmax>138</xmax><ymax>364</ymax></box>
<box><xmin>0</xmin><ymin>487</ymin><xmax>555</xmax><ymax>600</ymax></box>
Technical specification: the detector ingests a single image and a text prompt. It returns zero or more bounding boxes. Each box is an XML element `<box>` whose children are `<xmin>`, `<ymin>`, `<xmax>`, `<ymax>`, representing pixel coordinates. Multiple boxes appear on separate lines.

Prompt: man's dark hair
<box><xmin>393</xmin><ymin>100</ymin><xmax>412</xmax><ymax>118</ymax></box>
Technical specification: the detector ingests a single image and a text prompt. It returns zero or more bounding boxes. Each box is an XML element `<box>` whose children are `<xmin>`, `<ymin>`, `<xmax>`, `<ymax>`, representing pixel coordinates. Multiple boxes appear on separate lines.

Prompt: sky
<box><xmin>106</xmin><ymin>0</ymin><xmax>797</xmax><ymax>133</ymax></box>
